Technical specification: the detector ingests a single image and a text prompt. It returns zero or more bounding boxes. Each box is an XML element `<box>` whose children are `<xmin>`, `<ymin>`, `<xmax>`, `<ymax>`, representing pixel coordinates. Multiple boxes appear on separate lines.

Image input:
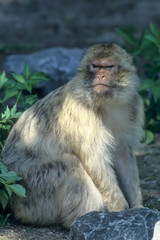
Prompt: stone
<box><xmin>3</xmin><ymin>47</ymin><xmax>84</xmax><ymax>96</ymax></box>
<box><xmin>152</xmin><ymin>221</ymin><xmax>160</xmax><ymax>240</ymax></box>
<box><xmin>70</xmin><ymin>208</ymin><xmax>160</xmax><ymax>240</ymax></box>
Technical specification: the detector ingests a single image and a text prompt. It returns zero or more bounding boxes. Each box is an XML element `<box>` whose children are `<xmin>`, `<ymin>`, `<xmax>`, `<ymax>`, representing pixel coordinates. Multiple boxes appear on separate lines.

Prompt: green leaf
<box><xmin>10</xmin><ymin>104</ymin><xmax>17</xmax><ymax>115</ymax></box>
<box><xmin>0</xmin><ymin>71</ymin><xmax>8</xmax><ymax>89</ymax></box>
<box><xmin>0</xmin><ymin>171</ymin><xmax>17</xmax><ymax>179</ymax></box>
<box><xmin>0</xmin><ymin>161</ymin><xmax>8</xmax><ymax>172</ymax></box>
<box><xmin>22</xmin><ymin>72</ymin><xmax>49</xmax><ymax>93</ymax></box>
<box><xmin>152</xmin><ymin>85</ymin><xmax>160</xmax><ymax>103</ymax></box>
<box><xmin>22</xmin><ymin>94</ymin><xmax>38</xmax><ymax>109</ymax></box>
<box><xmin>6</xmin><ymin>184</ymin><xmax>26</xmax><ymax>198</ymax></box>
<box><xmin>0</xmin><ymin>171</ymin><xmax>21</xmax><ymax>184</ymax></box>
<box><xmin>23</xmin><ymin>83</ymin><xmax>32</xmax><ymax>93</ymax></box>
<box><xmin>143</xmin><ymin>97</ymin><xmax>150</xmax><ymax>107</ymax></box>
<box><xmin>149</xmin><ymin>118</ymin><xmax>160</xmax><ymax>129</ymax></box>
<box><xmin>131</xmin><ymin>48</ymin><xmax>141</xmax><ymax>57</ymax></box>
<box><xmin>139</xmin><ymin>78</ymin><xmax>154</xmax><ymax>91</ymax></box>
<box><xmin>5</xmin><ymin>79</ymin><xmax>22</xmax><ymax>90</ymax></box>
<box><xmin>11</xmin><ymin>73</ymin><xmax>25</xmax><ymax>84</ymax></box>
<box><xmin>5</xmin><ymin>106</ymin><xmax>10</xmax><ymax>119</ymax></box>
<box><xmin>10</xmin><ymin>104</ymin><xmax>22</xmax><ymax>119</ymax></box>
<box><xmin>115</xmin><ymin>28</ymin><xmax>137</xmax><ymax>46</ymax></box>
<box><xmin>5</xmin><ymin>176</ymin><xmax>21</xmax><ymax>184</ymax></box>
<box><xmin>145</xmin><ymin>34</ymin><xmax>159</xmax><ymax>45</ymax></box>
<box><xmin>145</xmin><ymin>130</ymin><xmax>154</xmax><ymax>144</ymax></box>
<box><xmin>0</xmin><ymin>88</ymin><xmax>18</xmax><ymax>103</ymax></box>
<box><xmin>0</xmin><ymin>189</ymin><xmax>9</xmax><ymax>209</ymax></box>
<box><xmin>150</xmin><ymin>23</ymin><xmax>160</xmax><ymax>37</ymax></box>
<box><xmin>31</xmin><ymin>72</ymin><xmax>49</xmax><ymax>81</ymax></box>
<box><xmin>143</xmin><ymin>44</ymin><xmax>158</xmax><ymax>60</ymax></box>
<box><xmin>5</xmin><ymin>187</ymin><xmax>12</xmax><ymax>198</ymax></box>
<box><xmin>0</xmin><ymin>105</ymin><xmax>22</xmax><ymax>123</ymax></box>
<box><xmin>139</xmin><ymin>29</ymin><xmax>148</xmax><ymax>50</ymax></box>
<box><xmin>153</xmin><ymin>55</ymin><xmax>160</xmax><ymax>62</ymax></box>
<box><xmin>23</xmin><ymin>64</ymin><xmax>31</xmax><ymax>80</ymax></box>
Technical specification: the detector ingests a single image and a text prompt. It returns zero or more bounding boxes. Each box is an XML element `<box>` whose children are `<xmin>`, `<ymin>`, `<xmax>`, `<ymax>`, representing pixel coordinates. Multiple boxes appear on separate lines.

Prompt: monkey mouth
<box><xmin>87</xmin><ymin>83</ymin><xmax>116</xmax><ymax>89</ymax></box>
<box><xmin>86</xmin><ymin>84</ymin><xmax>116</xmax><ymax>89</ymax></box>
<box><xmin>93</xmin><ymin>84</ymin><xmax>116</xmax><ymax>88</ymax></box>
<box><xmin>87</xmin><ymin>84</ymin><xmax>116</xmax><ymax>94</ymax></box>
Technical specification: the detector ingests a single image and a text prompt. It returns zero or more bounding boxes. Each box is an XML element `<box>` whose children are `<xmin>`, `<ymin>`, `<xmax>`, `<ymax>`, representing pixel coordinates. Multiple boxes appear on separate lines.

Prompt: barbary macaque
<box><xmin>2</xmin><ymin>43</ymin><xmax>144</xmax><ymax>229</ymax></box>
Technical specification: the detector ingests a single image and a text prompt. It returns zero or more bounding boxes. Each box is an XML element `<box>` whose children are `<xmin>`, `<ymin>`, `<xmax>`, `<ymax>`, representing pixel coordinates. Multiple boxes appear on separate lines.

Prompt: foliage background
<box><xmin>116</xmin><ymin>23</ymin><xmax>160</xmax><ymax>144</ymax></box>
<box><xmin>0</xmin><ymin>65</ymin><xmax>49</xmax><ymax>223</ymax></box>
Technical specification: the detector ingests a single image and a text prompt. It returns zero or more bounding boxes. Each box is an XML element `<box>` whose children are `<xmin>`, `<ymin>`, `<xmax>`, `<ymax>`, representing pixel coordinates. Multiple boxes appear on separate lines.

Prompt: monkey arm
<box><xmin>115</xmin><ymin>144</ymin><xmax>142</xmax><ymax>208</ymax></box>
<box><xmin>114</xmin><ymin>93</ymin><xmax>144</xmax><ymax>208</ymax></box>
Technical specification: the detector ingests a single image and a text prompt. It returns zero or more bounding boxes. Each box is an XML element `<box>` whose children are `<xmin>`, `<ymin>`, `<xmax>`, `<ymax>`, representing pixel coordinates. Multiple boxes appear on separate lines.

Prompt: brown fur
<box><xmin>2</xmin><ymin>43</ymin><xmax>144</xmax><ymax>229</ymax></box>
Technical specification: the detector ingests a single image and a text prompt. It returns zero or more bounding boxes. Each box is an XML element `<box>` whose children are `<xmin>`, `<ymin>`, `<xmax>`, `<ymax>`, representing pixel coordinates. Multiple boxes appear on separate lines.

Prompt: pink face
<box><xmin>88</xmin><ymin>58</ymin><xmax>119</xmax><ymax>94</ymax></box>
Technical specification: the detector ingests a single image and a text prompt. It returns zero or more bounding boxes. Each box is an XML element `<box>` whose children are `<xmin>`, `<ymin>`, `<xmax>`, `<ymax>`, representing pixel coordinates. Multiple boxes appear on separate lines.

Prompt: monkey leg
<box><xmin>10</xmin><ymin>163</ymin><xmax>61</xmax><ymax>226</ymax></box>
<box><xmin>10</xmin><ymin>154</ymin><xmax>104</xmax><ymax>228</ymax></box>
<box><xmin>57</xmin><ymin>156</ymin><xmax>105</xmax><ymax>228</ymax></box>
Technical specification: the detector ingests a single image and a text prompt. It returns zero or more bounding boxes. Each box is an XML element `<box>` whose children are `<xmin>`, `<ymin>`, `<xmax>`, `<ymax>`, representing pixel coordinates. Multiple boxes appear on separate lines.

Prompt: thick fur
<box><xmin>2</xmin><ymin>43</ymin><xmax>144</xmax><ymax>229</ymax></box>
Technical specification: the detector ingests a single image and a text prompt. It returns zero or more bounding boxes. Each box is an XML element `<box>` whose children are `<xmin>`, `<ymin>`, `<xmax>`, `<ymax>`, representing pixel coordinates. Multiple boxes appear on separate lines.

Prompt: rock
<box><xmin>70</xmin><ymin>208</ymin><xmax>160</xmax><ymax>240</ymax></box>
<box><xmin>3</xmin><ymin>47</ymin><xmax>84</xmax><ymax>96</ymax></box>
<box><xmin>152</xmin><ymin>221</ymin><xmax>160</xmax><ymax>240</ymax></box>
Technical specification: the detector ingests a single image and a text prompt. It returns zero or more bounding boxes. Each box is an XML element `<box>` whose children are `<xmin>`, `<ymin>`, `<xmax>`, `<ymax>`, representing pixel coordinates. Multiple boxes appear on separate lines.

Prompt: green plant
<box><xmin>0</xmin><ymin>161</ymin><xmax>25</xmax><ymax>217</ymax></box>
<box><xmin>0</xmin><ymin>64</ymin><xmax>49</xmax><ymax>220</ymax></box>
<box><xmin>116</xmin><ymin>23</ymin><xmax>160</xmax><ymax>144</ymax></box>
<box><xmin>0</xmin><ymin>64</ymin><xmax>49</xmax><ymax>152</ymax></box>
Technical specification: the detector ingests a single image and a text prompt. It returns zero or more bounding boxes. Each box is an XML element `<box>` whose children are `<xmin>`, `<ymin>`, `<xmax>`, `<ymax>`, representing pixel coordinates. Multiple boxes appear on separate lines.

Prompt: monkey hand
<box><xmin>130</xmin><ymin>204</ymin><xmax>143</xmax><ymax>208</ymax></box>
<box><xmin>104</xmin><ymin>193</ymin><xmax>129</xmax><ymax>212</ymax></box>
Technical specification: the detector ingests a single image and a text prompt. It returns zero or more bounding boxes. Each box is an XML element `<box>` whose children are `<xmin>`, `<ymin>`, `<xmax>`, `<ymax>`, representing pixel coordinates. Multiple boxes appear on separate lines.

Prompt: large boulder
<box><xmin>3</xmin><ymin>47</ymin><xmax>84</xmax><ymax>96</ymax></box>
<box><xmin>70</xmin><ymin>208</ymin><xmax>160</xmax><ymax>240</ymax></box>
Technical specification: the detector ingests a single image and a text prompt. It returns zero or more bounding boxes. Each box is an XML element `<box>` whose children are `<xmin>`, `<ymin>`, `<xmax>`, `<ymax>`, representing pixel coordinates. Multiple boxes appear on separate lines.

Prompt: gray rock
<box><xmin>70</xmin><ymin>208</ymin><xmax>160</xmax><ymax>240</ymax></box>
<box><xmin>3</xmin><ymin>47</ymin><xmax>84</xmax><ymax>95</ymax></box>
<box><xmin>152</xmin><ymin>221</ymin><xmax>160</xmax><ymax>240</ymax></box>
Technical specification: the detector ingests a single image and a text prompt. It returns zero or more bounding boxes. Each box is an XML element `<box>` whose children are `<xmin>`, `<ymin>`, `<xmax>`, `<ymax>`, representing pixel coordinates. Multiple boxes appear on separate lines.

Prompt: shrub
<box><xmin>116</xmin><ymin>23</ymin><xmax>160</xmax><ymax>144</ymax></box>
<box><xmin>0</xmin><ymin>65</ymin><xmax>49</xmax><ymax>222</ymax></box>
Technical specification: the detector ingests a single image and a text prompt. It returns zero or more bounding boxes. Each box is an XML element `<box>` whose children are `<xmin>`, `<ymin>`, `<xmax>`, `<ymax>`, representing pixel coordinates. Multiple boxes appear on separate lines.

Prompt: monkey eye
<box><xmin>106</xmin><ymin>65</ymin><xmax>119</xmax><ymax>71</ymax></box>
<box><xmin>106</xmin><ymin>65</ymin><xmax>115</xmax><ymax>70</ymax></box>
<box><xmin>90</xmin><ymin>64</ymin><xmax>118</xmax><ymax>71</ymax></box>
<box><xmin>92</xmin><ymin>64</ymin><xmax>99</xmax><ymax>69</ymax></box>
<box><xmin>90</xmin><ymin>64</ymin><xmax>100</xmax><ymax>71</ymax></box>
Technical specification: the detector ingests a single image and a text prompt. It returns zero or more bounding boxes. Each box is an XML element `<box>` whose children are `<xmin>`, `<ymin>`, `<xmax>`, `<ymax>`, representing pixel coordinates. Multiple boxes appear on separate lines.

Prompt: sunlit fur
<box><xmin>2</xmin><ymin>43</ymin><xmax>144</xmax><ymax>229</ymax></box>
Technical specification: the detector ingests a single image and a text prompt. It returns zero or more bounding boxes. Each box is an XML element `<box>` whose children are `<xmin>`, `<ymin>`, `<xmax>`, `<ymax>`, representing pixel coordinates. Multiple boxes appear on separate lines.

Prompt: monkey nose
<box><xmin>98</xmin><ymin>75</ymin><xmax>105</xmax><ymax>80</ymax></box>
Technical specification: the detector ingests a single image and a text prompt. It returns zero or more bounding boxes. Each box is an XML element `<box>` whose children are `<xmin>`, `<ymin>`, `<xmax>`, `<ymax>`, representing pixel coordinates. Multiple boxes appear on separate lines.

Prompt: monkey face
<box><xmin>85</xmin><ymin>57</ymin><xmax>119</xmax><ymax>96</ymax></box>
<box><xmin>78</xmin><ymin>44</ymin><xmax>136</xmax><ymax>99</ymax></box>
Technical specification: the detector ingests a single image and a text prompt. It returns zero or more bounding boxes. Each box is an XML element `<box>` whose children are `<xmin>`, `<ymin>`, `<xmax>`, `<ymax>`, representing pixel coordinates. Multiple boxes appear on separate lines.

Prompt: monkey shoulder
<box><xmin>21</xmin><ymin>86</ymin><xmax>65</xmax><ymax>129</ymax></box>
<box><xmin>3</xmin><ymin>86</ymin><xmax>65</xmax><ymax>151</ymax></box>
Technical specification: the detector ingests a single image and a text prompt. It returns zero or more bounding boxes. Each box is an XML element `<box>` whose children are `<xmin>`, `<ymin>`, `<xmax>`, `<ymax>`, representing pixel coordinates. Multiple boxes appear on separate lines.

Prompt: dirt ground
<box><xmin>137</xmin><ymin>142</ymin><xmax>160</xmax><ymax>211</ymax></box>
<box><xmin>0</xmin><ymin>0</ymin><xmax>160</xmax><ymax>239</ymax></box>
